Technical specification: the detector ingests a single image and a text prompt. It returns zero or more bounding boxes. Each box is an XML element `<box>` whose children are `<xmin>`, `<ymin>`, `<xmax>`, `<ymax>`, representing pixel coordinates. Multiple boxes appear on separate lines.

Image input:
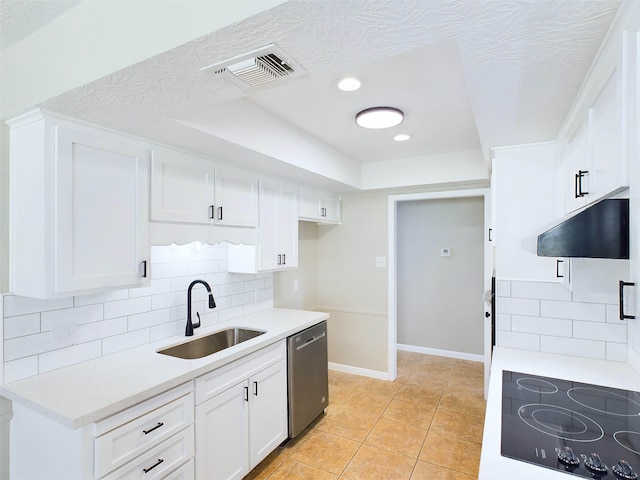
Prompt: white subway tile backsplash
<box><xmin>4</xmin><ymin>314</ymin><xmax>40</xmax><ymax>339</ymax></box>
<box><xmin>128</xmin><ymin>309</ymin><xmax>172</xmax><ymax>331</ymax></box>
<box><xmin>4</xmin><ymin>357</ymin><xmax>38</xmax><ymax>383</ymax></box>
<box><xmin>232</xmin><ymin>291</ymin><xmax>256</xmax><ymax>307</ymax></box>
<box><xmin>541</xmin><ymin>300</ymin><xmax>605</xmax><ymax>322</ymax></box>
<box><xmin>606</xmin><ymin>304</ymin><xmax>623</xmax><ymax>323</ymax></box>
<box><xmin>497</xmin><ymin>331</ymin><xmax>540</xmax><ymax>351</ymax></box>
<box><xmin>497</xmin><ymin>297</ymin><xmax>540</xmax><ymax>316</ymax></box>
<box><xmin>495</xmin><ymin>280</ymin><xmax>628</xmax><ymax>363</ymax></box>
<box><xmin>74</xmin><ymin>289</ymin><xmax>128</xmax><ymax>307</ymax></box>
<box><xmin>2</xmin><ymin>244</ymin><xmax>274</xmax><ymax>382</ymax></box>
<box><xmin>572</xmin><ymin>320</ymin><xmax>627</xmax><ymax>343</ymax></box>
<box><xmin>77</xmin><ymin>317</ymin><xmax>128</xmax><ymax>343</ymax></box>
<box><xmin>511</xmin><ymin>315</ymin><xmax>572</xmax><ymax>337</ymax></box>
<box><xmin>150</xmin><ymin>321</ymin><xmax>183</xmax><ymax>342</ymax></box>
<box><xmin>4</xmin><ymin>296</ymin><xmax>72</xmax><ymax>317</ymax></box>
<box><xmin>541</xmin><ymin>336</ymin><xmax>606</xmax><ymax>360</ymax></box>
<box><xmin>496</xmin><ymin>280</ymin><xmax>511</xmax><ymax>297</ymax></box>
<box><xmin>4</xmin><ymin>332</ymin><xmax>53</xmax><ymax>361</ymax></box>
<box><xmin>102</xmin><ymin>330</ymin><xmax>150</xmax><ymax>356</ymax></box>
<box><xmin>41</xmin><ymin>304</ymin><xmax>103</xmax><ymax>330</ymax></box>
<box><xmin>104</xmin><ymin>297</ymin><xmax>152</xmax><ymax>320</ymax></box>
<box><xmin>497</xmin><ymin>313</ymin><xmax>511</xmax><ymax>331</ymax></box>
<box><xmin>151</xmin><ymin>291</ymin><xmax>185</xmax><ymax>311</ymax></box>
<box><xmin>128</xmin><ymin>279</ymin><xmax>172</xmax><ymax>299</ymax></box>
<box><xmin>511</xmin><ymin>281</ymin><xmax>571</xmax><ymax>301</ymax></box>
<box><xmin>39</xmin><ymin>341</ymin><xmax>102</xmax><ymax>373</ymax></box>
<box><xmin>606</xmin><ymin>342</ymin><xmax>628</xmax><ymax>362</ymax></box>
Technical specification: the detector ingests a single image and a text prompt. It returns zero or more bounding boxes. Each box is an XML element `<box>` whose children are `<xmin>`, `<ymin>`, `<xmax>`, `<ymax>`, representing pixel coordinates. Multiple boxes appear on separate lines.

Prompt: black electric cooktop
<box><xmin>502</xmin><ymin>371</ymin><xmax>640</xmax><ymax>479</ymax></box>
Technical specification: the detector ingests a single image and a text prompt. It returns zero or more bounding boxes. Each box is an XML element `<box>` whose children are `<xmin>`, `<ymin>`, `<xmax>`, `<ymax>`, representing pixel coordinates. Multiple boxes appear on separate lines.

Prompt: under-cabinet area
<box><xmin>2</xmin><ymin>309</ymin><xmax>329</xmax><ymax>480</ymax></box>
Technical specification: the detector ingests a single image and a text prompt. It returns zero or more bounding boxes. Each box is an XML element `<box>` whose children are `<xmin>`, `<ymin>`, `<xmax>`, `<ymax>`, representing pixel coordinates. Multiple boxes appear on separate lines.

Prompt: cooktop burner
<box><xmin>502</xmin><ymin>371</ymin><xmax>640</xmax><ymax>479</ymax></box>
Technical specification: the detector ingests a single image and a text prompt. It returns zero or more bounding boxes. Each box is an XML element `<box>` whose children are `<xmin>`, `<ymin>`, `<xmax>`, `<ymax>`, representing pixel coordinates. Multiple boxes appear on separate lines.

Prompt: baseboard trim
<box><xmin>328</xmin><ymin>362</ymin><xmax>391</xmax><ymax>380</ymax></box>
<box><xmin>397</xmin><ymin>343</ymin><xmax>484</xmax><ymax>363</ymax></box>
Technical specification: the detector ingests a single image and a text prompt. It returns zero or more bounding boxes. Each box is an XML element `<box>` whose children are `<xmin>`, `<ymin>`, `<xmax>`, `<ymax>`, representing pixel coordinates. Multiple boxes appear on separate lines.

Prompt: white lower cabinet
<box><xmin>10</xmin><ymin>384</ymin><xmax>194</xmax><ymax>480</ymax></box>
<box><xmin>195</xmin><ymin>341</ymin><xmax>288</xmax><ymax>480</ymax></box>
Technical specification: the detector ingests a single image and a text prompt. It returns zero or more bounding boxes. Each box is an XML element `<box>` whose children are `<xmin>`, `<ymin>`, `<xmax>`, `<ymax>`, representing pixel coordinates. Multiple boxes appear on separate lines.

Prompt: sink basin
<box><xmin>157</xmin><ymin>327</ymin><xmax>266</xmax><ymax>359</ymax></box>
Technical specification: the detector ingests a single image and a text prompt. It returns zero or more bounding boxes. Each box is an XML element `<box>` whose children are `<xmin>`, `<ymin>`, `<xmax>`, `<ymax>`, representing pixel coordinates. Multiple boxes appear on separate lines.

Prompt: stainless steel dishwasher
<box><xmin>287</xmin><ymin>320</ymin><xmax>329</xmax><ymax>437</ymax></box>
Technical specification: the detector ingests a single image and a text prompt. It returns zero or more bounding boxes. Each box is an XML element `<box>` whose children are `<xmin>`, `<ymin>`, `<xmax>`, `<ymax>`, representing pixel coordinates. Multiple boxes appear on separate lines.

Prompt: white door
<box><xmin>196</xmin><ymin>382</ymin><xmax>249</xmax><ymax>480</ymax></box>
<box><xmin>150</xmin><ymin>147</ymin><xmax>215</xmax><ymax>224</ymax></box>
<box><xmin>214</xmin><ymin>166</ymin><xmax>259</xmax><ymax>227</ymax></box>
<box><xmin>55</xmin><ymin>126</ymin><xmax>149</xmax><ymax>293</ymax></box>
<box><xmin>248</xmin><ymin>362</ymin><xmax>288</xmax><ymax>468</ymax></box>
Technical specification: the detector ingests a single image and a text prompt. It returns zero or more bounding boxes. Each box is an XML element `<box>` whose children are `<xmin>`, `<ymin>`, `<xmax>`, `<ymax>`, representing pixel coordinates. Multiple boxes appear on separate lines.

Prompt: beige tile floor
<box><xmin>245</xmin><ymin>351</ymin><xmax>487</xmax><ymax>480</ymax></box>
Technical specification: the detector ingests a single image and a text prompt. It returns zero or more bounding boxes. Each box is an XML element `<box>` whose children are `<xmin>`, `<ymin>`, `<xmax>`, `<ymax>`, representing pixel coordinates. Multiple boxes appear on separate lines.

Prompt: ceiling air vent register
<box><xmin>201</xmin><ymin>44</ymin><xmax>304</xmax><ymax>89</ymax></box>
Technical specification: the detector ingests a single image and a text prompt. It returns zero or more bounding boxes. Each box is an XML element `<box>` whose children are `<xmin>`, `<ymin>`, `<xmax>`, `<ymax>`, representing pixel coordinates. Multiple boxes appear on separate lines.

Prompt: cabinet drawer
<box><xmin>161</xmin><ymin>458</ymin><xmax>194</xmax><ymax>480</ymax></box>
<box><xmin>195</xmin><ymin>341</ymin><xmax>285</xmax><ymax>405</ymax></box>
<box><xmin>101</xmin><ymin>426</ymin><xmax>194</xmax><ymax>480</ymax></box>
<box><xmin>95</xmin><ymin>392</ymin><xmax>194</xmax><ymax>478</ymax></box>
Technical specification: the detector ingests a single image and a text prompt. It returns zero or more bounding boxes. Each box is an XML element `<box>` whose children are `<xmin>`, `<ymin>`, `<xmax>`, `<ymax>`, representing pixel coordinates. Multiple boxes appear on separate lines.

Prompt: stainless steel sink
<box><xmin>157</xmin><ymin>327</ymin><xmax>266</xmax><ymax>359</ymax></box>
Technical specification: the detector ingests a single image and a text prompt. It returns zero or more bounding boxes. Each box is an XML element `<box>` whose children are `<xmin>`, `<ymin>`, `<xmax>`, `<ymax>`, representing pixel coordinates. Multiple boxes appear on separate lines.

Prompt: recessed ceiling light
<box><xmin>337</xmin><ymin>76</ymin><xmax>362</xmax><ymax>91</ymax></box>
<box><xmin>393</xmin><ymin>133</ymin><xmax>412</xmax><ymax>142</ymax></box>
<box><xmin>355</xmin><ymin>107</ymin><xmax>404</xmax><ymax>129</ymax></box>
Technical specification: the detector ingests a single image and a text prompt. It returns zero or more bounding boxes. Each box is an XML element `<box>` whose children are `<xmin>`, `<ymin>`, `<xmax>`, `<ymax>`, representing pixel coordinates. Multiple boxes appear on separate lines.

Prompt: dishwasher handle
<box><xmin>296</xmin><ymin>330</ymin><xmax>326</xmax><ymax>351</ymax></box>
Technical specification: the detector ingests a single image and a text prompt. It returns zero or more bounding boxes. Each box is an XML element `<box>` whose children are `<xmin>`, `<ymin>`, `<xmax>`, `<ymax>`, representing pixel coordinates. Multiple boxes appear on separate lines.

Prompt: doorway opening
<box><xmin>387</xmin><ymin>189</ymin><xmax>492</xmax><ymax>396</ymax></box>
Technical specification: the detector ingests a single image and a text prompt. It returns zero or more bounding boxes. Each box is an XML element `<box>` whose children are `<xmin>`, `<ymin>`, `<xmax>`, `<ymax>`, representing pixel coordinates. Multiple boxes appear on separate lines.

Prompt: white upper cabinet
<box><xmin>299</xmin><ymin>186</ymin><xmax>341</xmax><ymax>224</ymax></box>
<box><xmin>214</xmin><ymin>166</ymin><xmax>259</xmax><ymax>227</ymax></box>
<box><xmin>150</xmin><ymin>147</ymin><xmax>215</xmax><ymax>225</ymax></box>
<box><xmin>150</xmin><ymin>149</ymin><xmax>258</xmax><ymax>228</ymax></box>
<box><xmin>9</xmin><ymin>110</ymin><xmax>150</xmax><ymax>298</ymax></box>
<box><xmin>492</xmin><ymin>143</ymin><xmax>567</xmax><ymax>283</ymax></box>
<box><xmin>228</xmin><ymin>179</ymin><xmax>298</xmax><ymax>273</ymax></box>
<box><xmin>559</xmin><ymin>29</ymin><xmax>630</xmax><ymax>213</ymax></box>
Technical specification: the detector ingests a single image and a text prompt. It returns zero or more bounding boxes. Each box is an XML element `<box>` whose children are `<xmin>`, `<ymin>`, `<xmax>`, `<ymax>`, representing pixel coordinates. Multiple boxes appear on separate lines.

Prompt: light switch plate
<box><xmin>441</xmin><ymin>248</ymin><xmax>451</xmax><ymax>257</ymax></box>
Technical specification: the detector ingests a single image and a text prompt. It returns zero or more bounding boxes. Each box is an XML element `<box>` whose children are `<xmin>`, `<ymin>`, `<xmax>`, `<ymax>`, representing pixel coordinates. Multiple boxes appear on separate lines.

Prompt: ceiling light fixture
<box><xmin>393</xmin><ymin>133</ymin><xmax>412</xmax><ymax>142</ymax></box>
<box><xmin>355</xmin><ymin>107</ymin><xmax>404</xmax><ymax>129</ymax></box>
<box><xmin>337</xmin><ymin>76</ymin><xmax>362</xmax><ymax>91</ymax></box>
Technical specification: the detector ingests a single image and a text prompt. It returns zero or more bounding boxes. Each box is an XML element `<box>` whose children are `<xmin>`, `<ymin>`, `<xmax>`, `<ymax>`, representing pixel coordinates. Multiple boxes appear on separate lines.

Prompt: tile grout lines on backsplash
<box><xmin>2</xmin><ymin>243</ymin><xmax>274</xmax><ymax>383</ymax></box>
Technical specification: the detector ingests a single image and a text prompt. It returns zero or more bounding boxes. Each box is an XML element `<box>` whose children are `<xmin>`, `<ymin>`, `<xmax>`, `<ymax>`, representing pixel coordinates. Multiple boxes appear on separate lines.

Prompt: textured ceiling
<box><xmin>0</xmin><ymin>0</ymin><xmax>80</xmax><ymax>50</ymax></box>
<box><xmin>27</xmin><ymin>0</ymin><xmax>622</xmax><ymax>190</ymax></box>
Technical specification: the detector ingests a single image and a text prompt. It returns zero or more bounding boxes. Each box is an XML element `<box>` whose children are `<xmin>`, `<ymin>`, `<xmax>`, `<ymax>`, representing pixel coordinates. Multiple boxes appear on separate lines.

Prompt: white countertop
<box><xmin>479</xmin><ymin>347</ymin><xmax>640</xmax><ymax>480</ymax></box>
<box><xmin>0</xmin><ymin>308</ymin><xmax>328</xmax><ymax>429</ymax></box>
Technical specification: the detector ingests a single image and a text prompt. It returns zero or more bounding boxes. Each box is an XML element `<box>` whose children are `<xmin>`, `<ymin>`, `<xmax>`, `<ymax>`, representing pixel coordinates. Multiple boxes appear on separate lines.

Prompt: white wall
<box><xmin>2</xmin><ymin>243</ymin><xmax>273</xmax><ymax>383</ymax></box>
<box><xmin>273</xmin><ymin>221</ymin><xmax>319</xmax><ymax>310</ymax></box>
<box><xmin>396</xmin><ymin>197</ymin><xmax>484</xmax><ymax>355</ymax></box>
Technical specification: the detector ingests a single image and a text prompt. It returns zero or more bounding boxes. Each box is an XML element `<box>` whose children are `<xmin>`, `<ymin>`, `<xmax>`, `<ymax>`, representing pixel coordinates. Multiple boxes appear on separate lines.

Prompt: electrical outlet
<box><xmin>51</xmin><ymin>320</ymin><xmax>79</xmax><ymax>348</ymax></box>
<box><xmin>375</xmin><ymin>256</ymin><xmax>387</xmax><ymax>268</ymax></box>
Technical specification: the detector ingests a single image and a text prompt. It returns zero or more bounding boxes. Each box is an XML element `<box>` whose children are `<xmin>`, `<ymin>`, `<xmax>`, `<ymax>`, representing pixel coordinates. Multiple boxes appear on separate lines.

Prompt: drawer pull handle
<box><xmin>143</xmin><ymin>458</ymin><xmax>164</xmax><ymax>474</ymax></box>
<box><xmin>142</xmin><ymin>422</ymin><xmax>164</xmax><ymax>435</ymax></box>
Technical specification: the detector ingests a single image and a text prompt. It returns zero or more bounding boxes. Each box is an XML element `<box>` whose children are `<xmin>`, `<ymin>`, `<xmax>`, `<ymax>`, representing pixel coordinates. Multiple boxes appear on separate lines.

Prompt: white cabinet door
<box><xmin>55</xmin><ymin>126</ymin><xmax>150</xmax><ymax>293</ymax></box>
<box><xmin>257</xmin><ymin>179</ymin><xmax>282</xmax><ymax>271</ymax></box>
<box><xmin>214</xmin><ymin>166</ymin><xmax>259</xmax><ymax>227</ymax></box>
<box><xmin>493</xmin><ymin>143</ymin><xmax>565</xmax><ymax>283</ymax></box>
<box><xmin>230</xmin><ymin>179</ymin><xmax>298</xmax><ymax>273</ymax></box>
<box><xmin>278</xmin><ymin>183</ymin><xmax>299</xmax><ymax>270</ymax></box>
<box><xmin>150</xmin><ymin>148</ymin><xmax>215</xmax><ymax>225</ymax></box>
<box><xmin>299</xmin><ymin>186</ymin><xmax>341</xmax><ymax>224</ymax></box>
<box><xmin>589</xmin><ymin>54</ymin><xmax>627</xmax><ymax>200</ymax></box>
<box><xmin>564</xmin><ymin>119</ymin><xmax>590</xmax><ymax>213</ymax></box>
<box><xmin>248</xmin><ymin>362</ymin><xmax>288</xmax><ymax>468</ymax></box>
<box><xmin>562</xmin><ymin>30</ymin><xmax>629</xmax><ymax>214</ymax></box>
<box><xmin>196</xmin><ymin>382</ymin><xmax>249</xmax><ymax>480</ymax></box>
<box><xmin>9</xmin><ymin>110</ymin><xmax>151</xmax><ymax>298</ymax></box>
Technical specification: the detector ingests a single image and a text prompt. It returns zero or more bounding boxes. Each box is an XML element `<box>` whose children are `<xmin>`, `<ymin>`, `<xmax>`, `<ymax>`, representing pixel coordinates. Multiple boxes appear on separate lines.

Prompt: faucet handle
<box><xmin>194</xmin><ymin>312</ymin><xmax>201</xmax><ymax>329</ymax></box>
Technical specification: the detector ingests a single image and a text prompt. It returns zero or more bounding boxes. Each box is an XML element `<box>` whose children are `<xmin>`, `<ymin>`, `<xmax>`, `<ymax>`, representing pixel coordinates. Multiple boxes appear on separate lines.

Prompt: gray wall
<box><xmin>396</xmin><ymin>197</ymin><xmax>484</xmax><ymax>355</ymax></box>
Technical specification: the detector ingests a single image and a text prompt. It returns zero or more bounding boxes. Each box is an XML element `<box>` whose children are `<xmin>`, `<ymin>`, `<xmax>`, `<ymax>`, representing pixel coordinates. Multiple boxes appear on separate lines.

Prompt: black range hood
<box><xmin>537</xmin><ymin>198</ymin><xmax>629</xmax><ymax>259</ymax></box>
